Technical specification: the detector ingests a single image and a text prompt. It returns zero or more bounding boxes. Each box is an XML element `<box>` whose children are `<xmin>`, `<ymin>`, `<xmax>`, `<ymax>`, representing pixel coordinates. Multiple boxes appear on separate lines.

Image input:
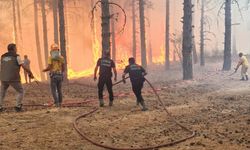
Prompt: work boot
<box><xmin>136</xmin><ymin>100</ymin><xmax>140</xmax><ymax>106</ymax></box>
<box><xmin>14</xmin><ymin>106</ymin><xmax>22</xmax><ymax>112</ymax></box>
<box><xmin>99</xmin><ymin>99</ymin><xmax>104</xmax><ymax>107</ymax></box>
<box><xmin>240</xmin><ymin>77</ymin><xmax>245</xmax><ymax>81</ymax></box>
<box><xmin>109</xmin><ymin>101</ymin><xmax>113</xmax><ymax>107</ymax></box>
<box><xmin>140</xmin><ymin>101</ymin><xmax>148</xmax><ymax>111</ymax></box>
<box><xmin>246</xmin><ymin>75</ymin><xmax>248</xmax><ymax>81</ymax></box>
<box><xmin>0</xmin><ymin>107</ymin><xmax>4</xmax><ymax>112</ymax></box>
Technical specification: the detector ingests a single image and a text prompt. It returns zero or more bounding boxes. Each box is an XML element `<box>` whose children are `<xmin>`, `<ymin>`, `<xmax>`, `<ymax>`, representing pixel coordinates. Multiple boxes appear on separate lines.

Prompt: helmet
<box><xmin>51</xmin><ymin>44</ymin><xmax>59</xmax><ymax>51</ymax></box>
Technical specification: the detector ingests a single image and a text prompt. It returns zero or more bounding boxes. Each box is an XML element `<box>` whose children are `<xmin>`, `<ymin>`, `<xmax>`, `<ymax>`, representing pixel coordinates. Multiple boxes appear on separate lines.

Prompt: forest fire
<box><xmin>1</xmin><ymin>0</ymin><xmax>250</xmax><ymax>150</ymax></box>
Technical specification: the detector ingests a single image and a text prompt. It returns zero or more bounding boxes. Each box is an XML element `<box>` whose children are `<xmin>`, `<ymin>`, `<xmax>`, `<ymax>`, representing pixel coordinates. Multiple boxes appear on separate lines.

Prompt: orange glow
<box><xmin>0</xmin><ymin>0</ymin><xmax>182</xmax><ymax>81</ymax></box>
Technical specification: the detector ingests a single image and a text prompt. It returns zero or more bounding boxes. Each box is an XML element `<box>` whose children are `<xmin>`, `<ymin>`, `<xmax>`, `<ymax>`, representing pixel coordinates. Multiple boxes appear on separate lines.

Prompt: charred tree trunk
<box><xmin>182</xmin><ymin>0</ymin><xmax>193</xmax><ymax>80</ymax></box>
<box><xmin>16</xmin><ymin>0</ymin><xmax>23</xmax><ymax>50</ymax></box>
<box><xmin>12</xmin><ymin>0</ymin><xmax>18</xmax><ymax>46</ymax></box>
<box><xmin>58</xmin><ymin>0</ymin><xmax>68</xmax><ymax>81</ymax></box>
<box><xmin>223</xmin><ymin>0</ymin><xmax>232</xmax><ymax>70</ymax></box>
<box><xmin>101</xmin><ymin>0</ymin><xmax>111</xmax><ymax>57</ymax></box>
<box><xmin>139</xmin><ymin>0</ymin><xmax>147</xmax><ymax>68</ymax></box>
<box><xmin>41</xmin><ymin>0</ymin><xmax>49</xmax><ymax>69</ymax></box>
<box><xmin>200</xmin><ymin>0</ymin><xmax>205</xmax><ymax>66</ymax></box>
<box><xmin>165</xmin><ymin>0</ymin><xmax>170</xmax><ymax>70</ymax></box>
<box><xmin>192</xmin><ymin>0</ymin><xmax>198</xmax><ymax>64</ymax></box>
<box><xmin>111</xmin><ymin>8</ymin><xmax>116</xmax><ymax>62</ymax></box>
<box><xmin>53</xmin><ymin>0</ymin><xmax>59</xmax><ymax>44</ymax></box>
<box><xmin>34</xmin><ymin>0</ymin><xmax>45</xmax><ymax>81</ymax></box>
<box><xmin>132</xmin><ymin>0</ymin><xmax>137</xmax><ymax>59</ymax></box>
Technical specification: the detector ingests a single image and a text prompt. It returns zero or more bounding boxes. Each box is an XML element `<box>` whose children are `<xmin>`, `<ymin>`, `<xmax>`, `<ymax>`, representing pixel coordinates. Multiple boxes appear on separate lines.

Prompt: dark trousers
<box><xmin>98</xmin><ymin>76</ymin><xmax>113</xmax><ymax>101</ymax></box>
<box><xmin>131</xmin><ymin>80</ymin><xmax>144</xmax><ymax>103</ymax></box>
<box><xmin>0</xmin><ymin>81</ymin><xmax>24</xmax><ymax>108</ymax></box>
<box><xmin>50</xmin><ymin>74</ymin><xmax>63</xmax><ymax>104</ymax></box>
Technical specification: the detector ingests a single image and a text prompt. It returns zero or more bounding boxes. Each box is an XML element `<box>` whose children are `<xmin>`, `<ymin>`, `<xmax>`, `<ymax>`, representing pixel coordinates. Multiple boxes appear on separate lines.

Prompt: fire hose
<box><xmin>73</xmin><ymin>77</ymin><xmax>196</xmax><ymax>150</ymax></box>
<box><xmin>3</xmin><ymin>76</ymin><xmax>195</xmax><ymax>149</ymax></box>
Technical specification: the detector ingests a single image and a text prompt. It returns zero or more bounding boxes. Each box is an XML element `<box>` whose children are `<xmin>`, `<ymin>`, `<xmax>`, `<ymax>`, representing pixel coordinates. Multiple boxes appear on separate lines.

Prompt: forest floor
<box><xmin>0</xmin><ymin>60</ymin><xmax>250</xmax><ymax>150</ymax></box>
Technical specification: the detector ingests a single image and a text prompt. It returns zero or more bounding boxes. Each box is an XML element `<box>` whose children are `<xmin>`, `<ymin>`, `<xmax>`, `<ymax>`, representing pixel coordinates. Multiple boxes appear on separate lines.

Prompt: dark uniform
<box><xmin>96</xmin><ymin>57</ymin><xmax>115</xmax><ymax>105</ymax></box>
<box><xmin>0</xmin><ymin>52</ymin><xmax>24</xmax><ymax>111</ymax></box>
<box><xmin>124</xmin><ymin>63</ymin><xmax>147</xmax><ymax>111</ymax></box>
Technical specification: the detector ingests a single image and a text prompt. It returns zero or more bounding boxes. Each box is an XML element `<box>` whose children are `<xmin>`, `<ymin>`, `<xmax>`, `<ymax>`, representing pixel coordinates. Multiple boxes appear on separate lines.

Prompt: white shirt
<box><xmin>16</xmin><ymin>56</ymin><xmax>24</xmax><ymax>65</ymax></box>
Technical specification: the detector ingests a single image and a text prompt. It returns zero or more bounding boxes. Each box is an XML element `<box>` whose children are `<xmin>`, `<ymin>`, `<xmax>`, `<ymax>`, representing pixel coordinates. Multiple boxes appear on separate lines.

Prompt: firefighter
<box><xmin>23</xmin><ymin>55</ymin><xmax>31</xmax><ymax>83</ymax></box>
<box><xmin>0</xmin><ymin>43</ymin><xmax>34</xmax><ymax>112</ymax></box>
<box><xmin>235</xmin><ymin>52</ymin><xmax>249</xmax><ymax>81</ymax></box>
<box><xmin>43</xmin><ymin>44</ymin><xmax>65</xmax><ymax>107</ymax></box>
<box><xmin>94</xmin><ymin>51</ymin><xmax>117</xmax><ymax>107</ymax></box>
<box><xmin>122</xmin><ymin>57</ymin><xmax>148</xmax><ymax>111</ymax></box>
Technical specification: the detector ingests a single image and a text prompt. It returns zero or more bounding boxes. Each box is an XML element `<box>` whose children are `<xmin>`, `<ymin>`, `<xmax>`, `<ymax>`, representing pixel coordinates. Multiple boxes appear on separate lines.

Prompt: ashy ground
<box><xmin>0</xmin><ymin>61</ymin><xmax>250</xmax><ymax>150</ymax></box>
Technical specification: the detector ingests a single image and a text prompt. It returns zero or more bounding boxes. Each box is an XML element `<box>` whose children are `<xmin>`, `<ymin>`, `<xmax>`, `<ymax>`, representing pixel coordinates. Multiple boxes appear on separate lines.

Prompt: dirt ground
<box><xmin>0</xmin><ymin>60</ymin><xmax>250</xmax><ymax>150</ymax></box>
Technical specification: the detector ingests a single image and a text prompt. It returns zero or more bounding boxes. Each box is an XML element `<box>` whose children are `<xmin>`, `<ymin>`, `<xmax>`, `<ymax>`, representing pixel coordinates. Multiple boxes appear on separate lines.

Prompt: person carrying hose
<box><xmin>235</xmin><ymin>52</ymin><xmax>249</xmax><ymax>81</ymax></box>
<box><xmin>0</xmin><ymin>43</ymin><xmax>34</xmax><ymax>112</ymax></box>
<box><xmin>43</xmin><ymin>44</ymin><xmax>65</xmax><ymax>107</ymax></box>
<box><xmin>94</xmin><ymin>51</ymin><xmax>117</xmax><ymax>107</ymax></box>
<box><xmin>122</xmin><ymin>57</ymin><xmax>148</xmax><ymax>111</ymax></box>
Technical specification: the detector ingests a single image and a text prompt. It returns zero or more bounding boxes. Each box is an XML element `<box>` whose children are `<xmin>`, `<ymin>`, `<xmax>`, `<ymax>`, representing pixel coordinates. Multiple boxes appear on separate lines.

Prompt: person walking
<box><xmin>23</xmin><ymin>55</ymin><xmax>31</xmax><ymax>83</ymax></box>
<box><xmin>43</xmin><ymin>44</ymin><xmax>65</xmax><ymax>107</ymax></box>
<box><xmin>0</xmin><ymin>43</ymin><xmax>34</xmax><ymax>112</ymax></box>
<box><xmin>94</xmin><ymin>51</ymin><xmax>117</xmax><ymax>107</ymax></box>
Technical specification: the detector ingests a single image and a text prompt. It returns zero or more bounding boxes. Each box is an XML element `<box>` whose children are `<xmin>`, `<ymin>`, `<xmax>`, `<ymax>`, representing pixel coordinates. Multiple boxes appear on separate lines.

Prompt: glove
<box><xmin>28</xmin><ymin>72</ymin><xmax>34</xmax><ymax>79</ymax></box>
<box><xmin>94</xmin><ymin>76</ymin><xmax>97</xmax><ymax>81</ymax></box>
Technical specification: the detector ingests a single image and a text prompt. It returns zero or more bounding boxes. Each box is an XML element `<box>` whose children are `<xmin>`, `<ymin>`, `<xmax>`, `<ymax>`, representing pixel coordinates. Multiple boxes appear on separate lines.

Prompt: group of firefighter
<box><xmin>0</xmin><ymin>43</ymin><xmax>148</xmax><ymax>112</ymax></box>
<box><xmin>0</xmin><ymin>43</ymin><xmax>249</xmax><ymax>112</ymax></box>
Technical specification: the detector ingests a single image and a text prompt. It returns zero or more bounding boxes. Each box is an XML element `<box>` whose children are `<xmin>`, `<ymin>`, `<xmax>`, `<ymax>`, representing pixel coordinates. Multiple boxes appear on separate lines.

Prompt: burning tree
<box><xmin>182</xmin><ymin>0</ymin><xmax>193</xmax><ymax>80</ymax></box>
<box><xmin>92</xmin><ymin>0</ymin><xmax>126</xmax><ymax>59</ymax></box>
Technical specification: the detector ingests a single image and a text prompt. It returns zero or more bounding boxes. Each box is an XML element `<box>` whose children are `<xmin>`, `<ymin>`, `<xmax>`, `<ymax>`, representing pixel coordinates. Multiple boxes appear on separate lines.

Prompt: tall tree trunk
<box><xmin>64</xmin><ymin>1</ymin><xmax>71</xmax><ymax>67</ymax></box>
<box><xmin>223</xmin><ymin>0</ymin><xmax>232</xmax><ymax>70</ymax></box>
<box><xmin>165</xmin><ymin>0</ymin><xmax>170</xmax><ymax>70</ymax></box>
<box><xmin>200</xmin><ymin>0</ymin><xmax>205</xmax><ymax>66</ymax></box>
<box><xmin>58</xmin><ymin>0</ymin><xmax>68</xmax><ymax>81</ymax></box>
<box><xmin>192</xmin><ymin>0</ymin><xmax>198</xmax><ymax>64</ymax></box>
<box><xmin>147</xmin><ymin>8</ymin><xmax>152</xmax><ymax>65</ymax></box>
<box><xmin>182</xmin><ymin>0</ymin><xmax>193</xmax><ymax>80</ymax></box>
<box><xmin>12</xmin><ymin>0</ymin><xmax>18</xmax><ymax>46</ymax></box>
<box><xmin>34</xmin><ymin>0</ymin><xmax>45</xmax><ymax>81</ymax></box>
<box><xmin>111</xmin><ymin>7</ymin><xmax>116</xmax><ymax>62</ymax></box>
<box><xmin>53</xmin><ymin>0</ymin><xmax>59</xmax><ymax>44</ymax></box>
<box><xmin>101</xmin><ymin>0</ymin><xmax>111</xmax><ymax>57</ymax></box>
<box><xmin>41</xmin><ymin>0</ymin><xmax>49</xmax><ymax>70</ymax></box>
<box><xmin>132</xmin><ymin>0</ymin><xmax>137</xmax><ymax>59</ymax></box>
<box><xmin>139</xmin><ymin>0</ymin><xmax>147</xmax><ymax>68</ymax></box>
<box><xmin>16</xmin><ymin>0</ymin><xmax>23</xmax><ymax>52</ymax></box>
